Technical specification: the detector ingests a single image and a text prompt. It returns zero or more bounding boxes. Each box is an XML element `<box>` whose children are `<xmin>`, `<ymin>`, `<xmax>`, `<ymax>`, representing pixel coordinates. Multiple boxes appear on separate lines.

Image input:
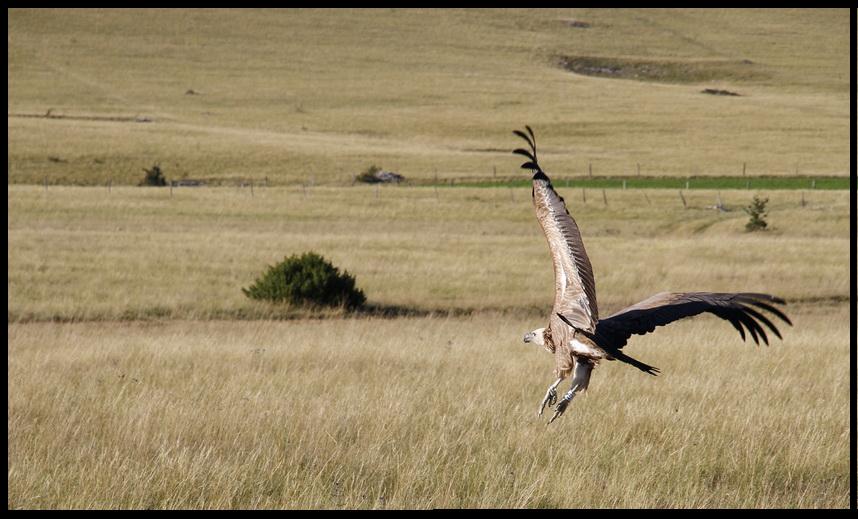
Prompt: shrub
<box><xmin>744</xmin><ymin>195</ymin><xmax>769</xmax><ymax>232</ymax></box>
<box><xmin>140</xmin><ymin>164</ymin><xmax>167</xmax><ymax>186</ymax></box>
<box><xmin>355</xmin><ymin>164</ymin><xmax>382</xmax><ymax>184</ymax></box>
<box><xmin>242</xmin><ymin>252</ymin><xmax>366</xmax><ymax>309</ymax></box>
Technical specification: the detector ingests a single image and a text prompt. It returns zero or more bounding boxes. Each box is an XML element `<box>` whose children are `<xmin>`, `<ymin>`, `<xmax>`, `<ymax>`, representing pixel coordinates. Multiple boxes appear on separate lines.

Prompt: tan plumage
<box><xmin>532</xmin><ymin>174</ymin><xmax>599</xmax><ymax>333</ymax></box>
<box><xmin>514</xmin><ymin>127</ymin><xmax>791</xmax><ymax>424</ymax></box>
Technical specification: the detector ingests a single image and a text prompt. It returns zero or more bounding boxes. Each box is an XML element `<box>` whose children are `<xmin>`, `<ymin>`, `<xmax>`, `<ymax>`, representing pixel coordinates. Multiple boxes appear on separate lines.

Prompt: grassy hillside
<box><xmin>8</xmin><ymin>9</ymin><xmax>851</xmax><ymax>185</ymax></box>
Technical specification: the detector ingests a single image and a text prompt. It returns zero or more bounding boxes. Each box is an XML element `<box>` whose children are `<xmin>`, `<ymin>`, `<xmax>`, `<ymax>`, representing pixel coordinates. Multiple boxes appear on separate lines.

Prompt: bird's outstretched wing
<box><xmin>594</xmin><ymin>292</ymin><xmax>792</xmax><ymax>349</ymax></box>
<box><xmin>514</xmin><ymin>126</ymin><xmax>598</xmax><ymax>334</ymax></box>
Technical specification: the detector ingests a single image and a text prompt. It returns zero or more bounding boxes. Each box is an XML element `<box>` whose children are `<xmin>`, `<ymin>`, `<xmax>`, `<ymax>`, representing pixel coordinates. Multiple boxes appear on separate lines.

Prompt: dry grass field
<box><xmin>7</xmin><ymin>308</ymin><xmax>850</xmax><ymax>508</ymax></box>
<box><xmin>7</xmin><ymin>8</ymin><xmax>852</xmax><ymax>510</ymax></box>
<box><xmin>7</xmin><ymin>185</ymin><xmax>849</xmax><ymax>322</ymax></box>
<box><xmin>7</xmin><ymin>184</ymin><xmax>851</xmax><ymax>508</ymax></box>
<box><xmin>8</xmin><ymin>9</ymin><xmax>850</xmax><ymax>185</ymax></box>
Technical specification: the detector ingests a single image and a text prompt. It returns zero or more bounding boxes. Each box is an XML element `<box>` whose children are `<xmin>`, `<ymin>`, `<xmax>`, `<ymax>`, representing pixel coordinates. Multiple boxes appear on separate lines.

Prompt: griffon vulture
<box><xmin>513</xmin><ymin>126</ymin><xmax>791</xmax><ymax>424</ymax></box>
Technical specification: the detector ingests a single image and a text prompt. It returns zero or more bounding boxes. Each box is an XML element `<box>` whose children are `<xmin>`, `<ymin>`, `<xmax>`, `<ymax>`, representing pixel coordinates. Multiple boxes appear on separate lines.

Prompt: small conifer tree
<box><xmin>744</xmin><ymin>195</ymin><xmax>769</xmax><ymax>232</ymax></box>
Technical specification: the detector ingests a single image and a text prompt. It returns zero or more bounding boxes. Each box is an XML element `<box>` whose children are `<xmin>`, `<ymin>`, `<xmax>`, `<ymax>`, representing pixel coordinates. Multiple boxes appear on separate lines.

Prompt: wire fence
<box><xmin>29</xmin><ymin>167</ymin><xmax>846</xmax><ymax>213</ymax></box>
<box><xmin>34</xmin><ymin>177</ymin><xmax>831</xmax><ymax>214</ymax></box>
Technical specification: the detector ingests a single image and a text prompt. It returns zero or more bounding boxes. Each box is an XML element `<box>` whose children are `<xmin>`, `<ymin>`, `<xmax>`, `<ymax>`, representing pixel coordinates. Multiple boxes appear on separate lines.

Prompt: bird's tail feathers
<box><xmin>608</xmin><ymin>349</ymin><xmax>660</xmax><ymax>376</ymax></box>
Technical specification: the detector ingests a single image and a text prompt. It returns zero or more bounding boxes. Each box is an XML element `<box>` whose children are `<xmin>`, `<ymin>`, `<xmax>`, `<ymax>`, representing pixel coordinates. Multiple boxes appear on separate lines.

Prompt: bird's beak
<box><xmin>523</xmin><ymin>332</ymin><xmax>534</xmax><ymax>343</ymax></box>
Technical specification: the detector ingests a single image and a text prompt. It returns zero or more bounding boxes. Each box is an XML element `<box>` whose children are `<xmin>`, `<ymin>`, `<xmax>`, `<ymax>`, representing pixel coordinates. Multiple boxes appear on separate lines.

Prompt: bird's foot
<box><xmin>538</xmin><ymin>388</ymin><xmax>558</xmax><ymax>416</ymax></box>
<box><xmin>547</xmin><ymin>399</ymin><xmax>570</xmax><ymax>424</ymax></box>
<box><xmin>547</xmin><ymin>388</ymin><xmax>577</xmax><ymax>425</ymax></box>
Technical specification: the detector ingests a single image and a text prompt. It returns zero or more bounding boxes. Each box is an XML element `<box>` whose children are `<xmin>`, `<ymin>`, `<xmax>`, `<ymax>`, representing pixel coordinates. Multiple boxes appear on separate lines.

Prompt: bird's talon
<box><xmin>547</xmin><ymin>398</ymin><xmax>571</xmax><ymax>424</ymax></box>
<box><xmin>538</xmin><ymin>388</ymin><xmax>558</xmax><ymax>417</ymax></box>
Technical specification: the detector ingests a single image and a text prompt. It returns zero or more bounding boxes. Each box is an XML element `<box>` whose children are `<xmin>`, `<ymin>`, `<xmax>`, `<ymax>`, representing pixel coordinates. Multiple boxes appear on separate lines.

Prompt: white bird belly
<box><xmin>569</xmin><ymin>338</ymin><xmax>602</xmax><ymax>358</ymax></box>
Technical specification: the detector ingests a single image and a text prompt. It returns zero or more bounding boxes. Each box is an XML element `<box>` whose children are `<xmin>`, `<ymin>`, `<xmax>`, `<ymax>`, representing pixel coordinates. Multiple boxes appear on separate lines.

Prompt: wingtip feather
<box><xmin>513</xmin><ymin>148</ymin><xmax>536</xmax><ymax>161</ymax></box>
<box><xmin>513</xmin><ymin>129</ymin><xmax>534</xmax><ymax>151</ymax></box>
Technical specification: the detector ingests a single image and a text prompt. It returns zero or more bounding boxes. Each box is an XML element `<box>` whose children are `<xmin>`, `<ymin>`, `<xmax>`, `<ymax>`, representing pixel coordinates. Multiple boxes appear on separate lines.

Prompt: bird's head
<box><xmin>523</xmin><ymin>327</ymin><xmax>547</xmax><ymax>347</ymax></box>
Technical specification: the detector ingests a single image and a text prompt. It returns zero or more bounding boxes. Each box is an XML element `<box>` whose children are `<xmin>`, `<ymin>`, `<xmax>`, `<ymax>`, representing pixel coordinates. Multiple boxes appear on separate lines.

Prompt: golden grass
<box><xmin>7</xmin><ymin>9</ymin><xmax>851</xmax><ymax>509</ymax></box>
<box><xmin>8</xmin><ymin>302</ymin><xmax>849</xmax><ymax>508</ymax></box>
<box><xmin>8</xmin><ymin>9</ymin><xmax>850</xmax><ymax>185</ymax></box>
<box><xmin>6</xmin><ymin>184</ymin><xmax>850</xmax><ymax>508</ymax></box>
<box><xmin>7</xmin><ymin>185</ymin><xmax>849</xmax><ymax>322</ymax></box>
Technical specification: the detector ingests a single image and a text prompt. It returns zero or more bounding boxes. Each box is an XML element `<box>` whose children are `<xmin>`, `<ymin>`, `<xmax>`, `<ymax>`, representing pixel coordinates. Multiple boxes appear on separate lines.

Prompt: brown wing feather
<box><xmin>532</xmin><ymin>172</ymin><xmax>599</xmax><ymax>334</ymax></box>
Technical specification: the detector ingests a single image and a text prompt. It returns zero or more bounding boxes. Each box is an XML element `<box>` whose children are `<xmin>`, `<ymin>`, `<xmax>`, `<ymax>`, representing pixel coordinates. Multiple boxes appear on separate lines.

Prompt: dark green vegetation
<box><xmin>242</xmin><ymin>252</ymin><xmax>366</xmax><ymax>310</ymax></box>
<box><xmin>139</xmin><ymin>164</ymin><xmax>168</xmax><ymax>187</ymax></box>
<box><xmin>355</xmin><ymin>164</ymin><xmax>383</xmax><ymax>184</ymax></box>
<box><xmin>744</xmin><ymin>195</ymin><xmax>770</xmax><ymax>232</ymax></box>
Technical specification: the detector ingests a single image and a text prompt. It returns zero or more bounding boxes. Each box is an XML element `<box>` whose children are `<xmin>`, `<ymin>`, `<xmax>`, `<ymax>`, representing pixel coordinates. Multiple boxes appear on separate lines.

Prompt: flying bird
<box><xmin>513</xmin><ymin>126</ymin><xmax>791</xmax><ymax>424</ymax></box>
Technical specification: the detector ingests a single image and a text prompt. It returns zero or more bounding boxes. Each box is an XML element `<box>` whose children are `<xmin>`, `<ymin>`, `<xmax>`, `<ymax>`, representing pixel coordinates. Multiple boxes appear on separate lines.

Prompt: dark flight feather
<box><xmin>513</xmin><ymin>148</ymin><xmax>536</xmax><ymax>162</ymax></box>
<box><xmin>594</xmin><ymin>292</ymin><xmax>791</xmax><ymax>351</ymax></box>
<box><xmin>513</xmin><ymin>130</ymin><xmax>534</xmax><ymax>151</ymax></box>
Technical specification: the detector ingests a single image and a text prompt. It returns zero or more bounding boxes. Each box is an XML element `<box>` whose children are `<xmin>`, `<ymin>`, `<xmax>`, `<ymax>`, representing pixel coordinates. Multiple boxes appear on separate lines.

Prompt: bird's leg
<box><xmin>538</xmin><ymin>377</ymin><xmax>564</xmax><ymax>417</ymax></box>
<box><xmin>548</xmin><ymin>385</ymin><xmax>580</xmax><ymax>424</ymax></box>
<box><xmin>547</xmin><ymin>360</ymin><xmax>594</xmax><ymax>425</ymax></box>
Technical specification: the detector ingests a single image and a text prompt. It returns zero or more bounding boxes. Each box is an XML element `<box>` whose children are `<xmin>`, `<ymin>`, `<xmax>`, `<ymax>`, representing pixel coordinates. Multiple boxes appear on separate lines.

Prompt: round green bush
<box><xmin>242</xmin><ymin>252</ymin><xmax>366</xmax><ymax>309</ymax></box>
